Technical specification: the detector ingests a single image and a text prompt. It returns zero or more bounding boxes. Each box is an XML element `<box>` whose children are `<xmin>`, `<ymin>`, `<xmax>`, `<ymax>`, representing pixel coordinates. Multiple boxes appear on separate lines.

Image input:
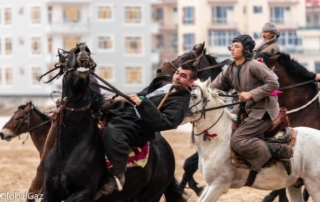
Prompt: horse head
<box><xmin>63</xmin><ymin>42</ymin><xmax>96</xmax><ymax>99</ymax></box>
<box><xmin>0</xmin><ymin>102</ymin><xmax>40</xmax><ymax>141</ymax></box>
<box><xmin>157</xmin><ymin>42</ymin><xmax>206</xmax><ymax>76</ymax></box>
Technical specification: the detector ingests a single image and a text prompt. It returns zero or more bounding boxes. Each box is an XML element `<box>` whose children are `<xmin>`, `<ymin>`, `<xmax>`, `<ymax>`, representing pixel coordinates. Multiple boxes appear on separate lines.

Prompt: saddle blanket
<box><xmin>106</xmin><ymin>142</ymin><xmax>150</xmax><ymax>169</ymax></box>
<box><xmin>97</xmin><ymin>121</ymin><xmax>150</xmax><ymax>169</ymax></box>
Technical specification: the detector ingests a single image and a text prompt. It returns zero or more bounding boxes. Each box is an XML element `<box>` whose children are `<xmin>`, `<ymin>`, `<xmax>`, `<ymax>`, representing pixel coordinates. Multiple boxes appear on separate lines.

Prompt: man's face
<box><xmin>172</xmin><ymin>67</ymin><xmax>195</xmax><ymax>90</ymax></box>
<box><xmin>230</xmin><ymin>41</ymin><xmax>244</xmax><ymax>60</ymax></box>
<box><xmin>262</xmin><ymin>31</ymin><xmax>275</xmax><ymax>41</ymax></box>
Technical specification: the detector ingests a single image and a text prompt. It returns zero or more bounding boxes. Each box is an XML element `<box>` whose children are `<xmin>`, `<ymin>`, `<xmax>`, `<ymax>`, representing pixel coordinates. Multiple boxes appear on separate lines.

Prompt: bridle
<box><xmin>14</xmin><ymin>104</ymin><xmax>50</xmax><ymax>135</ymax></box>
<box><xmin>168</xmin><ymin>49</ymin><xmax>205</xmax><ymax>71</ymax></box>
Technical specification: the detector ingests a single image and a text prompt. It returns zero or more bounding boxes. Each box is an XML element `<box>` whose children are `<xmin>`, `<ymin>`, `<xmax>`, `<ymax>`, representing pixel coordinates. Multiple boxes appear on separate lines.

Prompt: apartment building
<box><xmin>0</xmin><ymin>0</ymin><xmax>158</xmax><ymax>96</ymax></box>
<box><xmin>177</xmin><ymin>0</ymin><xmax>318</xmax><ymax>70</ymax></box>
<box><xmin>151</xmin><ymin>0</ymin><xmax>178</xmax><ymax>76</ymax></box>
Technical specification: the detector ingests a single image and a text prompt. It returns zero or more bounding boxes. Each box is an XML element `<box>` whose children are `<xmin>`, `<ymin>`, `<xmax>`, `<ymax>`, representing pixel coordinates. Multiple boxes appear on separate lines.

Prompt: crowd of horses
<box><xmin>0</xmin><ymin>42</ymin><xmax>319</xmax><ymax>201</ymax></box>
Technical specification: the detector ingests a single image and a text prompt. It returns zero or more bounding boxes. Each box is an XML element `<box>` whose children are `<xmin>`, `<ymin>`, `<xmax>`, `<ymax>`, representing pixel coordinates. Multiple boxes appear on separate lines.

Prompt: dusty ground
<box><xmin>0</xmin><ymin>115</ymin><xmax>310</xmax><ymax>202</ymax></box>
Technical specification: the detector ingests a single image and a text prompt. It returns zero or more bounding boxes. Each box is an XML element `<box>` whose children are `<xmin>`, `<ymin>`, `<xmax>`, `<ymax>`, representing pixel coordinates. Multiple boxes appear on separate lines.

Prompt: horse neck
<box><xmin>193</xmin><ymin>105</ymin><xmax>232</xmax><ymax>151</ymax></box>
<box><xmin>277</xmin><ymin>64</ymin><xmax>318</xmax><ymax>111</ymax></box>
<box><xmin>25</xmin><ymin>110</ymin><xmax>50</xmax><ymax>156</ymax></box>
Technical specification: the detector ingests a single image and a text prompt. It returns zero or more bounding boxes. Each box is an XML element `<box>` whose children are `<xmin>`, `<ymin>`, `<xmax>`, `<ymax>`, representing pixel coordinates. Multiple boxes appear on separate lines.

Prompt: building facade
<box><xmin>177</xmin><ymin>0</ymin><xmax>320</xmax><ymax>72</ymax></box>
<box><xmin>0</xmin><ymin>0</ymin><xmax>159</xmax><ymax>96</ymax></box>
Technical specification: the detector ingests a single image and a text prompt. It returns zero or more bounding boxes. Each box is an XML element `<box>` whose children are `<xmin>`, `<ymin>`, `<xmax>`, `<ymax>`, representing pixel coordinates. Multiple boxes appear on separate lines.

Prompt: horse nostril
<box><xmin>0</xmin><ymin>132</ymin><xmax>4</xmax><ymax>140</ymax></box>
<box><xmin>157</xmin><ymin>69</ymin><xmax>162</xmax><ymax>74</ymax></box>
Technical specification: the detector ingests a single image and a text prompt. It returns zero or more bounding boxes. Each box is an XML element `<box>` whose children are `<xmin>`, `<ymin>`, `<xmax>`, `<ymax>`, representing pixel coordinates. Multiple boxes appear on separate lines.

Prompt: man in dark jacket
<box><xmin>100</xmin><ymin>63</ymin><xmax>197</xmax><ymax>195</ymax></box>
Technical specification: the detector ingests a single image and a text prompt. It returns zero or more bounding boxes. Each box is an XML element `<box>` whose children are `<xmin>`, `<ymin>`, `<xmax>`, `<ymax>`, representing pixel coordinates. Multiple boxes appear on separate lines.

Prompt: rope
<box><xmin>286</xmin><ymin>92</ymin><xmax>320</xmax><ymax>114</ymax></box>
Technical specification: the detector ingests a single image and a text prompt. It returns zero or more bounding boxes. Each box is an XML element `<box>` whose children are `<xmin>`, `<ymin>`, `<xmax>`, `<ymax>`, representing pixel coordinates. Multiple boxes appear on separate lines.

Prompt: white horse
<box><xmin>182</xmin><ymin>78</ymin><xmax>320</xmax><ymax>202</ymax></box>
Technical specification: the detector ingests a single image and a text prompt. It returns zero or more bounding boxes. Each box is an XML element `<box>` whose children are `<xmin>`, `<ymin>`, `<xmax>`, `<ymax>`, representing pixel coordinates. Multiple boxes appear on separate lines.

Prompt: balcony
<box><xmin>268</xmin><ymin>0</ymin><xmax>299</xmax><ymax>5</ymax></box>
<box><xmin>151</xmin><ymin>0</ymin><xmax>177</xmax><ymax>6</ymax></box>
<box><xmin>207</xmin><ymin>0</ymin><xmax>237</xmax><ymax>5</ymax></box>
<box><xmin>208</xmin><ymin>21</ymin><xmax>237</xmax><ymax>30</ymax></box>
<box><xmin>271</xmin><ymin>21</ymin><xmax>299</xmax><ymax>30</ymax></box>
<box><xmin>151</xmin><ymin>22</ymin><xmax>160</xmax><ymax>34</ymax></box>
<box><xmin>45</xmin><ymin>0</ymin><xmax>91</xmax><ymax>4</ymax></box>
<box><xmin>159</xmin><ymin>23</ymin><xmax>178</xmax><ymax>32</ymax></box>
<box><xmin>46</xmin><ymin>21</ymin><xmax>91</xmax><ymax>34</ymax></box>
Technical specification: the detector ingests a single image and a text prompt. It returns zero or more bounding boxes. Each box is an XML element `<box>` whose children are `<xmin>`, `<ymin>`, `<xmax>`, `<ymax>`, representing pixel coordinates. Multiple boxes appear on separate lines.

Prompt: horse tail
<box><xmin>163</xmin><ymin>176</ymin><xmax>187</xmax><ymax>202</ymax></box>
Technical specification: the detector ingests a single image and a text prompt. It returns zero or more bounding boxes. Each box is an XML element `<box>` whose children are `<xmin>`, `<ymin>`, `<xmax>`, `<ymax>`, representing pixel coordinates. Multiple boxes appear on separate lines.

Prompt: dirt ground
<box><xmin>0</xmin><ymin>116</ymin><xmax>309</xmax><ymax>202</ymax></box>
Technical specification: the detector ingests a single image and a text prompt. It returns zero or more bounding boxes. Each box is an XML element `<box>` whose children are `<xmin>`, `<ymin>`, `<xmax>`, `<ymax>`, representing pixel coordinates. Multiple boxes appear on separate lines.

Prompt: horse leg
<box><xmin>304</xmin><ymin>179</ymin><xmax>320</xmax><ymax>202</ymax></box>
<box><xmin>278</xmin><ymin>188</ymin><xmax>289</xmax><ymax>202</ymax></box>
<box><xmin>180</xmin><ymin>152</ymin><xmax>203</xmax><ymax>196</ymax></box>
<box><xmin>262</xmin><ymin>190</ymin><xmax>279</xmax><ymax>202</ymax></box>
<box><xmin>287</xmin><ymin>185</ymin><xmax>303</xmax><ymax>202</ymax></box>
<box><xmin>302</xmin><ymin>188</ymin><xmax>310</xmax><ymax>201</ymax></box>
<box><xmin>197</xmin><ymin>180</ymin><xmax>229</xmax><ymax>202</ymax></box>
<box><xmin>42</xmin><ymin>191</ymin><xmax>59</xmax><ymax>202</ymax></box>
<box><xmin>64</xmin><ymin>188</ymin><xmax>91</xmax><ymax>202</ymax></box>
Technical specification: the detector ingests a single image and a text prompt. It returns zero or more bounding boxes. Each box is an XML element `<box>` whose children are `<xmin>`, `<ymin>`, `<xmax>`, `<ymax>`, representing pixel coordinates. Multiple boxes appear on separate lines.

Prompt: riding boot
<box><xmin>267</xmin><ymin>143</ymin><xmax>293</xmax><ymax>175</ymax></box>
<box><xmin>100</xmin><ymin>173</ymin><xmax>125</xmax><ymax>195</ymax></box>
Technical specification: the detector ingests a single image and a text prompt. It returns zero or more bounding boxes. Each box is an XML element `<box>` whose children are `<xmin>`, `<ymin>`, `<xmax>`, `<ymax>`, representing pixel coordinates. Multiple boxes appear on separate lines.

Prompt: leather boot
<box><xmin>100</xmin><ymin>173</ymin><xmax>125</xmax><ymax>195</ymax></box>
<box><xmin>267</xmin><ymin>143</ymin><xmax>293</xmax><ymax>175</ymax></box>
<box><xmin>100</xmin><ymin>175</ymin><xmax>116</xmax><ymax>195</ymax></box>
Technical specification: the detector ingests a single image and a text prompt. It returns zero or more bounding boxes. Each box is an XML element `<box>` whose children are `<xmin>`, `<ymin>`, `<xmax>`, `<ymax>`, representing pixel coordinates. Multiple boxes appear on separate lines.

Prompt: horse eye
<box><xmin>192</xmin><ymin>94</ymin><xmax>197</xmax><ymax>100</ymax></box>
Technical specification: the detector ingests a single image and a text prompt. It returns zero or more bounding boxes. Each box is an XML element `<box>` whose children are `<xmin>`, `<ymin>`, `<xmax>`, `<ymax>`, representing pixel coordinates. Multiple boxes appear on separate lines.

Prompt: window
<box><xmin>31</xmin><ymin>6</ymin><xmax>41</xmax><ymax>24</ymax></box>
<box><xmin>253</xmin><ymin>32</ymin><xmax>262</xmax><ymax>39</ymax></box>
<box><xmin>279</xmin><ymin>31</ymin><xmax>301</xmax><ymax>47</ymax></box>
<box><xmin>125</xmin><ymin>66</ymin><xmax>142</xmax><ymax>84</ymax></box>
<box><xmin>4</xmin><ymin>8</ymin><xmax>11</xmax><ymax>25</ymax></box>
<box><xmin>155</xmin><ymin>8</ymin><xmax>163</xmax><ymax>23</ymax></box>
<box><xmin>212</xmin><ymin>6</ymin><xmax>233</xmax><ymax>23</ymax></box>
<box><xmin>253</xmin><ymin>6</ymin><xmax>262</xmax><ymax>13</ymax></box>
<box><xmin>208</xmin><ymin>30</ymin><xmax>239</xmax><ymax>46</ymax></box>
<box><xmin>62</xmin><ymin>6</ymin><xmax>80</xmax><ymax>23</ymax></box>
<box><xmin>125</xmin><ymin>36</ymin><xmax>142</xmax><ymax>54</ymax></box>
<box><xmin>98</xmin><ymin>36</ymin><xmax>113</xmax><ymax>51</ymax></box>
<box><xmin>98</xmin><ymin>66</ymin><xmax>114</xmax><ymax>81</ymax></box>
<box><xmin>48</xmin><ymin>6</ymin><xmax>52</xmax><ymax>24</ymax></box>
<box><xmin>5</xmin><ymin>67</ymin><xmax>12</xmax><ymax>85</ymax></box>
<box><xmin>124</xmin><ymin>6</ymin><xmax>142</xmax><ymax>24</ymax></box>
<box><xmin>48</xmin><ymin>37</ymin><xmax>52</xmax><ymax>53</ymax></box>
<box><xmin>315</xmin><ymin>62</ymin><xmax>320</xmax><ymax>73</ymax></box>
<box><xmin>5</xmin><ymin>38</ymin><xmax>12</xmax><ymax>55</ymax></box>
<box><xmin>31</xmin><ymin>67</ymin><xmax>41</xmax><ymax>85</ymax></box>
<box><xmin>183</xmin><ymin>7</ymin><xmax>194</xmax><ymax>24</ymax></box>
<box><xmin>63</xmin><ymin>36</ymin><xmax>80</xmax><ymax>50</ymax></box>
<box><xmin>31</xmin><ymin>37</ymin><xmax>41</xmax><ymax>55</ymax></box>
<box><xmin>98</xmin><ymin>6</ymin><xmax>113</xmax><ymax>20</ymax></box>
<box><xmin>270</xmin><ymin>7</ymin><xmax>290</xmax><ymax>24</ymax></box>
<box><xmin>183</xmin><ymin>34</ymin><xmax>194</xmax><ymax>51</ymax></box>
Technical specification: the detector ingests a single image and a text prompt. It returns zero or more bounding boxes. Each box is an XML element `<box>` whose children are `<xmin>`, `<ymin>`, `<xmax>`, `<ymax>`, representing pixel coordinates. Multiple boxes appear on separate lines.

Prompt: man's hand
<box><xmin>129</xmin><ymin>94</ymin><xmax>142</xmax><ymax>106</ymax></box>
<box><xmin>238</xmin><ymin>92</ymin><xmax>252</xmax><ymax>101</ymax></box>
<box><xmin>315</xmin><ymin>73</ymin><xmax>320</xmax><ymax>81</ymax></box>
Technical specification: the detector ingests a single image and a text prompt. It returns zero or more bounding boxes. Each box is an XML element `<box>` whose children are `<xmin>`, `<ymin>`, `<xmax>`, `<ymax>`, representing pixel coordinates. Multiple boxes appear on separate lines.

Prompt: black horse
<box><xmin>43</xmin><ymin>43</ymin><xmax>185</xmax><ymax>202</ymax></box>
<box><xmin>157</xmin><ymin>42</ymin><xmax>230</xmax><ymax>196</ymax></box>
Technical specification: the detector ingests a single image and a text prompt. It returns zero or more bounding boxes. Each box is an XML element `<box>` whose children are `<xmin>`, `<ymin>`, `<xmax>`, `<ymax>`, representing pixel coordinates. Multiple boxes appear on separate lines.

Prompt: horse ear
<box><xmin>205</xmin><ymin>77</ymin><xmax>211</xmax><ymax>89</ymax></box>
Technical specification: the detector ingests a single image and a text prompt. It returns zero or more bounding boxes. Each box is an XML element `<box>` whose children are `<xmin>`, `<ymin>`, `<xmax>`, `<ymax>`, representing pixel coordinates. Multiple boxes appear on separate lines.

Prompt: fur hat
<box><xmin>262</xmin><ymin>22</ymin><xmax>280</xmax><ymax>38</ymax></box>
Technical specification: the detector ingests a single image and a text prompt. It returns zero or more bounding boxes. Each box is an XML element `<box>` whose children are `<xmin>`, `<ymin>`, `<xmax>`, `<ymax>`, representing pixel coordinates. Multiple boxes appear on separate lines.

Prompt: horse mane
<box><xmin>18</xmin><ymin>103</ymin><xmax>50</xmax><ymax>121</ymax></box>
<box><xmin>261</xmin><ymin>52</ymin><xmax>315</xmax><ymax>80</ymax></box>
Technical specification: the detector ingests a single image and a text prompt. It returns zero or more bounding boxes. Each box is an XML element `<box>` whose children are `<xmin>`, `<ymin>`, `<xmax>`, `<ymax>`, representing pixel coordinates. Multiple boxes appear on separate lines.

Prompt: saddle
<box><xmin>231</xmin><ymin>107</ymin><xmax>297</xmax><ymax>169</ymax></box>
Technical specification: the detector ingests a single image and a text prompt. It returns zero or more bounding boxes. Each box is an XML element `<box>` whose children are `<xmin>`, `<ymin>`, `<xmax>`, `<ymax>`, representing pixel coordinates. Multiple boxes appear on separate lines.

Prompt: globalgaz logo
<box><xmin>0</xmin><ymin>192</ymin><xmax>43</xmax><ymax>200</ymax></box>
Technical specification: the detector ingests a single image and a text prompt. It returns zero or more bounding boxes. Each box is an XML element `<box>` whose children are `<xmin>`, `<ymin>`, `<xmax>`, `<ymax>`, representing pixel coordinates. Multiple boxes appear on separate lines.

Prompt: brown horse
<box><xmin>0</xmin><ymin>102</ymin><xmax>50</xmax><ymax>156</ymax></box>
<box><xmin>260</xmin><ymin>52</ymin><xmax>318</xmax><ymax>202</ymax></box>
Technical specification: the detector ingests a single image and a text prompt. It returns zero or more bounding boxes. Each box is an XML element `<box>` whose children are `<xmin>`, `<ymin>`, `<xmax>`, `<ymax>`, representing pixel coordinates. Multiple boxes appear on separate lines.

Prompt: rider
<box><xmin>210</xmin><ymin>34</ymin><xmax>293</xmax><ymax>175</ymax></box>
<box><xmin>253</xmin><ymin>22</ymin><xmax>280</xmax><ymax>59</ymax></box>
<box><xmin>100</xmin><ymin>63</ymin><xmax>197</xmax><ymax>195</ymax></box>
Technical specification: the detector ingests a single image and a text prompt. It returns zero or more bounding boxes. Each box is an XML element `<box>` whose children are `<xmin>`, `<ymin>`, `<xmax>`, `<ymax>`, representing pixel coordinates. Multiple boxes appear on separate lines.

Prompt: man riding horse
<box><xmin>100</xmin><ymin>63</ymin><xmax>197</xmax><ymax>194</ymax></box>
<box><xmin>210</xmin><ymin>34</ymin><xmax>293</xmax><ymax>174</ymax></box>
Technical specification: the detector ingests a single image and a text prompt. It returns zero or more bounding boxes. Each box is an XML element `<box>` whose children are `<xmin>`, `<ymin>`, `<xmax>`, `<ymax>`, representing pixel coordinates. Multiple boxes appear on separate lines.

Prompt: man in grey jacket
<box><xmin>210</xmin><ymin>34</ymin><xmax>292</xmax><ymax>174</ymax></box>
<box><xmin>253</xmin><ymin>22</ymin><xmax>280</xmax><ymax>59</ymax></box>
